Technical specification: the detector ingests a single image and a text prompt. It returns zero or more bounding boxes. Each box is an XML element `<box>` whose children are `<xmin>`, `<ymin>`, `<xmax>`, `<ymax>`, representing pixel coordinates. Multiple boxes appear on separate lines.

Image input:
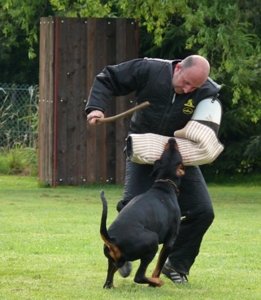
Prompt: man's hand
<box><xmin>87</xmin><ymin>110</ymin><xmax>104</xmax><ymax>125</ymax></box>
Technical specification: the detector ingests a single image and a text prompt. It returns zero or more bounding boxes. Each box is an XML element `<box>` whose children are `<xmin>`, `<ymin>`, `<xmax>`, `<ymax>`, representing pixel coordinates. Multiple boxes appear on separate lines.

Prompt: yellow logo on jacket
<box><xmin>183</xmin><ymin>99</ymin><xmax>195</xmax><ymax>115</ymax></box>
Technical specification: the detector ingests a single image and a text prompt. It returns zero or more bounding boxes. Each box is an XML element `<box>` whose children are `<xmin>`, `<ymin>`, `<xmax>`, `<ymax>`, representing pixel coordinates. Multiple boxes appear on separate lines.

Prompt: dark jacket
<box><xmin>85</xmin><ymin>58</ymin><xmax>221</xmax><ymax>137</ymax></box>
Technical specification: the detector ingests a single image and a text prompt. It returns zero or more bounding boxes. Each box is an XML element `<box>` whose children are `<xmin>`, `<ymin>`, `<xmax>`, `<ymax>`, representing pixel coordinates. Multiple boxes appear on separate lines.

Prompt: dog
<box><xmin>100</xmin><ymin>137</ymin><xmax>184</xmax><ymax>288</ymax></box>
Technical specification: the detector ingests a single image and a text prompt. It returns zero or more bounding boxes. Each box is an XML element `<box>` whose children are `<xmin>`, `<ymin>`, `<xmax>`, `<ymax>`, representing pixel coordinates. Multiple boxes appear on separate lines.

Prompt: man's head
<box><xmin>172</xmin><ymin>55</ymin><xmax>210</xmax><ymax>94</ymax></box>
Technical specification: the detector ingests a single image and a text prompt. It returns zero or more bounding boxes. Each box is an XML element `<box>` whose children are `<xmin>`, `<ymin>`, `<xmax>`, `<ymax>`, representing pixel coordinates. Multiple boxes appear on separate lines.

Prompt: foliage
<box><xmin>1</xmin><ymin>0</ymin><xmax>53</xmax><ymax>59</ymax></box>
<box><xmin>0</xmin><ymin>147</ymin><xmax>38</xmax><ymax>175</ymax></box>
<box><xmin>183</xmin><ymin>1</ymin><xmax>261</xmax><ymax>124</ymax></box>
<box><xmin>0</xmin><ymin>0</ymin><xmax>52</xmax><ymax>83</ymax></box>
<box><xmin>49</xmin><ymin>0</ymin><xmax>111</xmax><ymax>17</ymax></box>
<box><xmin>112</xmin><ymin>0</ymin><xmax>189</xmax><ymax>45</ymax></box>
<box><xmin>245</xmin><ymin>136</ymin><xmax>261</xmax><ymax>160</ymax></box>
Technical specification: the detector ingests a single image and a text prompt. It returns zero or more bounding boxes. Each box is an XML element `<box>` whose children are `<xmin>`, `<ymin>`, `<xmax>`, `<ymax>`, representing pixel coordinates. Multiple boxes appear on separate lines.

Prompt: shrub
<box><xmin>0</xmin><ymin>146</ymin><xmax>38</xmax><ymax>176</ymax></box>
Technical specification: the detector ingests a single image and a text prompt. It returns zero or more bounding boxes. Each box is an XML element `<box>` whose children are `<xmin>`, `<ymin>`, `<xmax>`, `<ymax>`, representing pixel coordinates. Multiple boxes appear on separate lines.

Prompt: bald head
<box><xmin>181</xmin><ymin>55</ymin><xmax>210</xmax><ymax>80</ymax></box>
<box><xmin>172</xmin><ymin>55</ymin><xmax>210</xmax><ymax>94</ymax></box>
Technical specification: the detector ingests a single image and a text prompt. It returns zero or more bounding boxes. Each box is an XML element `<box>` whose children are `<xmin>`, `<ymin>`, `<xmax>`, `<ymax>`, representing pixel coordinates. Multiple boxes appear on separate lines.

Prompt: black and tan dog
<box><xmin>100</xmin><ymin>138</ymin><xmax>184</xmax><ymax>288</ymax></box>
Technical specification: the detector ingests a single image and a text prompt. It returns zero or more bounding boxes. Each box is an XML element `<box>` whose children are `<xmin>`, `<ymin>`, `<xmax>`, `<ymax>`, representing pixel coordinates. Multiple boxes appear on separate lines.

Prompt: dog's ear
<box><xmin>176</xmin><ymin>163</ymin><xmax>185</xmax><ymax>177</ymax></box>
<box><xmin>150</xmin><ymin>159</ymin><xmax>162</xmax><ymax>177</ymax></box>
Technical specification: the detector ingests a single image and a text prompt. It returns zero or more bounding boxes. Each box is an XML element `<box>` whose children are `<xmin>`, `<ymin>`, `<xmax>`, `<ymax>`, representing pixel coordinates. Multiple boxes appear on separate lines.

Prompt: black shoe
<box><xmin>118</xmin><ymin>261</ymin><xmax>132</xmax><ymax>278</ymax></box>
<box><xmin>162</xmin><ymin>261</ymin><xmax>188</xmax><ymax>283</ymax></box>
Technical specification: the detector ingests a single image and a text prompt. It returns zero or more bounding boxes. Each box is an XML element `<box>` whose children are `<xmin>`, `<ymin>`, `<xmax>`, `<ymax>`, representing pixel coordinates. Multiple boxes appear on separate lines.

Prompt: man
<box><xmin>86</xmin><ymin>55</ymin><xmax>221</xmax><ymax>283</ymax></box>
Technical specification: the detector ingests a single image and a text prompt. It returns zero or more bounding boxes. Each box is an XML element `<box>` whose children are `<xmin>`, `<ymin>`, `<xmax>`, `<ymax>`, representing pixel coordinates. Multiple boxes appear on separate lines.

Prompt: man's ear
<box><xmin>150</xmin><ymin>160</ymin><xmax>162</xmax><ymax>177</ymax></box>
<box><xmin>174</xmin><ymin>62</ymin><xmax>182</xmax><ymax>74</ymax></box>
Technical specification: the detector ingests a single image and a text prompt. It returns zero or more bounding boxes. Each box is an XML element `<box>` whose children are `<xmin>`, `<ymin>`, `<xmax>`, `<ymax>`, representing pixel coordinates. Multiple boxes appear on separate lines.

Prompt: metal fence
<box><xmin>0</xmin><ymin>83</ymin><xmax>39</xmax><ymax>149</ymax></box>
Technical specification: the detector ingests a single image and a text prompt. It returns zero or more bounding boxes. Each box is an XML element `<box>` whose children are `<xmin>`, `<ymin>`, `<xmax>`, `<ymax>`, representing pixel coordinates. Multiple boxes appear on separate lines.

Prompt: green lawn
<box><xmin>0</xmin><ymin>175</ymin><xmax>260</xmax><ymax>299</ymax></box>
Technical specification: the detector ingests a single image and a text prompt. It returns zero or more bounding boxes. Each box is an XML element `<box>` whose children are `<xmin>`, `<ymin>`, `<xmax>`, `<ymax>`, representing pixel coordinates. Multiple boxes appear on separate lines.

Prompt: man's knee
<box><xmin>183</xmin><ymin>205</ymin><xmax>214</xmax><ymax>227</ymax></box>
<box><xmin>203</xmin><ymin>208</ymin><xmax>215</xmax><ymax>226</ymax></box>
<box><xmin>197</xmin><ymin>206</ymin><xmax>215</xmax><ymax>229</ymax></box>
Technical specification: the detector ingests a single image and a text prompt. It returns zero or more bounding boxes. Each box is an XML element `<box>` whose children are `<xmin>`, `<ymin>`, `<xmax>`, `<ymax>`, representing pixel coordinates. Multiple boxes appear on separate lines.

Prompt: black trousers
<box><xmin>117</xmin><ymin>158</ymin><xmax>214</xmax><ymax>275</ymax></box>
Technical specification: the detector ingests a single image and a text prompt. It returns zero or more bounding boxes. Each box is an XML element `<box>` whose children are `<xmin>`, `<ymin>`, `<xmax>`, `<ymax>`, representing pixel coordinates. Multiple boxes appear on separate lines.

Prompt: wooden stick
<box><xmin>96</xmin><ymin>101</ymin><xmax>150</xmax><ymax>124</ymax></box>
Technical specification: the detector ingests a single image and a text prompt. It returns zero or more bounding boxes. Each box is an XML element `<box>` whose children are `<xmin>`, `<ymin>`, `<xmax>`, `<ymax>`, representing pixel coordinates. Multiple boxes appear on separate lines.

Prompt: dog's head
<box><xmin>150</xmin><ymin>138</ymin><xmax>184</xmax><ymax>180</ymax></box>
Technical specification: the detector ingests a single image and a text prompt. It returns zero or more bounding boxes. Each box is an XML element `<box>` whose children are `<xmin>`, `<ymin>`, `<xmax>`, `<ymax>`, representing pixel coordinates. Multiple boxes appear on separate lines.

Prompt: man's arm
<box><xmin>85</xmin><ymin>58</ymin><xmax>145</xmax><ymax>116</ymax></box>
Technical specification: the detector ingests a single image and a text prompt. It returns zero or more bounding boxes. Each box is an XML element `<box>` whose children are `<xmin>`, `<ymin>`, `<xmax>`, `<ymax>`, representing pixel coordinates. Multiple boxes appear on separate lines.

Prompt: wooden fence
<box><xmin>39</xmin><ymin>17</ymin><xmax>138</xmax><ymax>186</ymax></box>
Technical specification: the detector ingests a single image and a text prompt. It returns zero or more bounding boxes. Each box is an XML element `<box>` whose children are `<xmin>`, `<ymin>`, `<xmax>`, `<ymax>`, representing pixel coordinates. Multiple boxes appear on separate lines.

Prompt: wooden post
<box><xmin>39</xmin><ymin>17</ymin><xmax>137</xmax><ymax>186</ymax></box>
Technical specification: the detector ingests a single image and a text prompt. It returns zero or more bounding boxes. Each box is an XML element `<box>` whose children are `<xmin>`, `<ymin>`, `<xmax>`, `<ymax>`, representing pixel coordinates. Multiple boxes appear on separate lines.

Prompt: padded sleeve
<box><xmin>127</xmin><ymin>121</ymin><xmax>224</xmax><ymax>166</ymax></box>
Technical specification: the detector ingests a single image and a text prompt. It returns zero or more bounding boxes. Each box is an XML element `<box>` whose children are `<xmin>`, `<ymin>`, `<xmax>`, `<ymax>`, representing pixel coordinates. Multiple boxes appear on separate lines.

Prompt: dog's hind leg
<box><xmin>103</xmin><ymin>258</ymin><xmax>117</xmax><ymax>289</ymax></box>
<box><xmin>133</xmin><ymin>236</ymin><xmax>164</xmax><ymax>287</ymax></box>
<box><xmin>151</xmin><ymin>243</ymin><xmax>172</xmax><ymax>279</ymax></box>
<box><xmin>134</xmin><ymin>253</ymin><xmax>164</xmax><ymax>287</ymax></box>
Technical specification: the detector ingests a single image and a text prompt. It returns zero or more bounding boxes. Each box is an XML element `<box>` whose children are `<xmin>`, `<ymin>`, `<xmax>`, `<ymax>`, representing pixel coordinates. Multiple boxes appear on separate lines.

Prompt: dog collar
<box><xmin>155</xmin><ymin>179</ymin><xmax>180</xmax><ymax>196</ymax></box>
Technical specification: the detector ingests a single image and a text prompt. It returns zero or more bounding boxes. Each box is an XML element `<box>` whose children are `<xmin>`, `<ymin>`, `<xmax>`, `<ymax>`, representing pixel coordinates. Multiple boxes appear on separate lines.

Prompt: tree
<box><xmin>0</xmin><ymin>0</ymin><xmax>53</xmax><ymax>83</ymax></box>
<box><xmin>0</xmin><ymin>0</ymin><xmax>110</xmax><ymax>83</ymax></box>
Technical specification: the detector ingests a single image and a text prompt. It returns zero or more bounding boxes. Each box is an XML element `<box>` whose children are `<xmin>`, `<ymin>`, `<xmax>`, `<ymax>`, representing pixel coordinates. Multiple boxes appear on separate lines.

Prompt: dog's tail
<box><xmin>100</xmin><ymin>190</ymin><xmax>121</xmax><ymax>261</ymax></box>
<box><xmin>100</xmin><ymin>190</ymin><xmax>111</xmax><ymax>243</ymax></box>
<box><xmin>100</xmin><ymin>191</ymin><xmax>121</xmax><ymax>261</ymax></box>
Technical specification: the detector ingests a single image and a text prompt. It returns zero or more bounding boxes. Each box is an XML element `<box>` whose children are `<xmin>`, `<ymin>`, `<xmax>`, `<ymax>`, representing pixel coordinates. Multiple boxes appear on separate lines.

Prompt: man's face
<box><xmin>172</xmin><ymin>63</ymin><xmax>207</xmax><ymax>94</ymax></box>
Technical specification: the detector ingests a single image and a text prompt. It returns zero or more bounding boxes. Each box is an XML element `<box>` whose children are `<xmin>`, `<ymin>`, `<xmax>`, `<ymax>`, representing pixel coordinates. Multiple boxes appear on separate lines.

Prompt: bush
<box><xmin>0</xmin><ymin>147</ymin><xmax>38</xmax><ymax>176</ymax></box>
<box><xmin>0</xmin><ymin>152</ymin><xmax>10</xmax><ymax>174</ymax></box>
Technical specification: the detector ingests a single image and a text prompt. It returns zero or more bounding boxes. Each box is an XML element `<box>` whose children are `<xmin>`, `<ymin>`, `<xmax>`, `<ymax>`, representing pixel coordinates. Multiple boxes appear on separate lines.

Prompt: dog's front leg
<box><xmin>103</xmin><ymin>258</ymin><xmax>117</xmax><ymax>289</ymax></box>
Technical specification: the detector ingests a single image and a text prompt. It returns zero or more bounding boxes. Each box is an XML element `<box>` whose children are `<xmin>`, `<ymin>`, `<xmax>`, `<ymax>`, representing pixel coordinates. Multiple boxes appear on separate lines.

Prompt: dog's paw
<box><xmin>148</xmin><ymin>277</ymin><xmax>164</xmax><ymax>287</ymax></box>
<box><xmin>103</xmin><ymin>281</ymin><xmax>114</xmax><ymax>289</ymax></box>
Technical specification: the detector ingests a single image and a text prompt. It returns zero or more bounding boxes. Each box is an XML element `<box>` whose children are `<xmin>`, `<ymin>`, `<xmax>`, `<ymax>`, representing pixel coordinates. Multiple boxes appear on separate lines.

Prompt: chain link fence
<box><xmin>0</xmin><ymin>83</ymin><xmax>39</xmax><ymax>150</ymax></box>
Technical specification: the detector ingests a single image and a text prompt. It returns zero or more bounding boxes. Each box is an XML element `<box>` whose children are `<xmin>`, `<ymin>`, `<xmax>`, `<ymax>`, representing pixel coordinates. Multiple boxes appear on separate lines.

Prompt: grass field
<box><xmin>0</xmin><ymin>175</ymin><xmax>260</xmax><ymax>299</ymax></box>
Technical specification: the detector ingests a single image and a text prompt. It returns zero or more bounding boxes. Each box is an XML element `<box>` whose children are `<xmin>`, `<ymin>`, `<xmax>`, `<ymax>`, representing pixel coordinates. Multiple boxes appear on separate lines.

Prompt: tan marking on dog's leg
<box><xmin>148</xmin><ymin>277</ymin><xmax>164</xmax><ymax>287</ymax></box>
<box><xmin>101</xmin><ymin>234</ymin><xmax>122</xmax><ymax>261</ymax></box>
